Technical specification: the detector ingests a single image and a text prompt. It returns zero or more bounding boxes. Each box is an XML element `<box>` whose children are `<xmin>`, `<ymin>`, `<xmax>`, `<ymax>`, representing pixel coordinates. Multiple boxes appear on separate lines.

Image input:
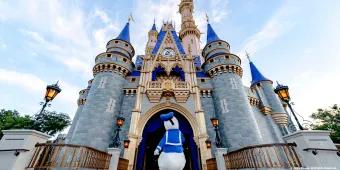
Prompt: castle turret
<box><xmin>65</xmin><ymin>79</ymin><xmax>93</xmax><ymax>143</ymax></box>
<box><xmin>202</xmin><ymin>22</ymin><xmax>263</xmax><ymax>150</ymax></box>
<box><xmin>69</xmin><ymin>21</ymin><xmax>134</xmax><ymax>151</ymax></box>
<box><xmin>145</xmin><ymin>22</ymin><xmax>158</xmax><ymax>55</ymax></box>
<box><xmin>179</xmin><ymin>0</ymin><xmax>201</xmax><ymax>59</ymax></box>
<box><xmin>249</xmin><ymin>59</ymin><xmax>289</xmax><ymax>135</ymax></box>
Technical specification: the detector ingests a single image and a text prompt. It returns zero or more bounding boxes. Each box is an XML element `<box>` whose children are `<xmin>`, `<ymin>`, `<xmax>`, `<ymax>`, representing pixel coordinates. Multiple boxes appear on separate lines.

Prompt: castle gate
<box><xmin>135</xmin><ymin>109</ymin><xmax>200</xmax><ymax>170</ymax></box>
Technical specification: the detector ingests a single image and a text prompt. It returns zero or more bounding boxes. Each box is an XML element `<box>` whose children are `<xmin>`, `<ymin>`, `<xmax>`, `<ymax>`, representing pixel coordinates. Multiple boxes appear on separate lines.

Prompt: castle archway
<box><xmin>135</xmin><ymin>109</ymin><xmax>200</xmax><ymax>170</ymax></box>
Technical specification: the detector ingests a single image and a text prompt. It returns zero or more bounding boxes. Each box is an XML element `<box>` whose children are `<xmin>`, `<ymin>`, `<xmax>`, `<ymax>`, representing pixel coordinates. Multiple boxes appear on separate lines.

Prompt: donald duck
<box><xmin>154</xmin><ymin>112</ymin><xmax>186</xmax><ymax>170</ymax></box>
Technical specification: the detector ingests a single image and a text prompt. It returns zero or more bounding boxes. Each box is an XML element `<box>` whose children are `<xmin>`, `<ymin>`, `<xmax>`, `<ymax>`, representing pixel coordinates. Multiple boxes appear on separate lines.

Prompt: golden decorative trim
<box><xmin>77</xmin><ymin>98</ymin><xmax>86</xmax><ymax>106</ymax></box>
<box><xmin>207</xmin><ymin>64</ymin><xmax>243</xmax><ymax>78</ymax></box>
<box><xmin>136</xmin><ymin>102</ymin><xmax>200</xmax><ymax>144</ymax></box>
<box><xmin>92</xmin><ymin>63</ymin><xmax>130</xmax><ymax>77</ymax></box>
<box><xmin>79</xmin><ymin>89</ymin><xmax>88</xmax><ymax>95</ymax></box>
<box><xmin>248</xmin><ymin>96</ymin><xmax>260</xmax><ymax>106</ymax></box>
<box><xmin>261</xmin><ymin>106</ymin><xmax>272</xmax><ymax>114</ymax></box>
<box><xmin>146</xmin><ymin>81</ymin><xmax>191</xmax><ymax>103</ymax></box>
<box><xmin>271</xmin><ymin>113</ymin><xmax>289</xmax><ymax>125</ymax></box>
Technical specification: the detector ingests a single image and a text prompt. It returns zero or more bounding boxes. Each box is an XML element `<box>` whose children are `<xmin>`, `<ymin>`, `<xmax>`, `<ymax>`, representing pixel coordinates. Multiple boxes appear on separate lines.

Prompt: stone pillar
<box><xmin>215</xmin><ymin>148</ymin><xmax>228</xmax><ymax>170</ymax></box>
<box><xmin>0</xmin><ymin>129</ymin><xmax>51</xmax><ymax>170</ymax></box>
<box><xmin>283</xmin><ymin>130</ymin><xmax>340</xmax><ymax>169</ymax></box>
<box><xmin>108</xmin><ymin>148</ymin><xmax>121</xmax><ymax>170</ymax></box>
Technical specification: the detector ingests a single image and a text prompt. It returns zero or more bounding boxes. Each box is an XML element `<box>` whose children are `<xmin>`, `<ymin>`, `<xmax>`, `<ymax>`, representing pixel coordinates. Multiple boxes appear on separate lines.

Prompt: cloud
<box><xmin>0</xmin><ymin>69</ymin><xmax>46</xmax><ymax>91</ymax></box>
<box><xmin>1</xmin><ymin>0</ymin><xmax>122</xmax><ymax>77</ymax></box>
<box><xmin>238</xmin><ymin>2</ymin><xmax>297</xmax><ymax>58</ymax></box>
<box><xmin>0</xmin><ymin>68</ymin><xmax>80</xmax><ymax>106</ymax></box>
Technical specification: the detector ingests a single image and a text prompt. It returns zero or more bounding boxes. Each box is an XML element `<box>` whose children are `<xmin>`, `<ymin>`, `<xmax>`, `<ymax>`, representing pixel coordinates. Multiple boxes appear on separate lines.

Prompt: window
<box><xmin>201</xmin><ymin>79</ymin><xmax>205</xmax><ymax>83</ymax></box>
<box><xmin>210</xmin><ymin>59</ymin><xmax>214</xmax><ymax>63</ymax></box>
<box><xmin>225</xmin><ymin>55</ymin><xmax>229</xmax><ymax>59</ymax></box>
<box><xmin>115</xmin><ymin>41</ymin><xmax>118</xmax><ymax>43</ymax></box>
<box><xmin>131</xmin><ymin>78</ymin><xmax>136</xmax><ymax>82</ymax></box>
<box><xmin>125</xmin><ymin>44</ymin><xmax>129</xmax><ymax>47</ymax></box>
<box><xmin>123</xmin><ymin>58</ymin><xmax>127</xmax><ymax>62</ymax></box>
<box><xmin>107</xmin><ymin>54</ymin><xmax>112</xmax><ymax>57</ymax></box>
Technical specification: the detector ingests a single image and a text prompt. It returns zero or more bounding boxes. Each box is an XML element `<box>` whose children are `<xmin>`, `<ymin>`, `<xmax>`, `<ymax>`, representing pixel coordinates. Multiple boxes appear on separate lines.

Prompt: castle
<box><xmin>65</xmin><ymin>0</ymin><xmax>296</xmax><ymax>169</ymax></box>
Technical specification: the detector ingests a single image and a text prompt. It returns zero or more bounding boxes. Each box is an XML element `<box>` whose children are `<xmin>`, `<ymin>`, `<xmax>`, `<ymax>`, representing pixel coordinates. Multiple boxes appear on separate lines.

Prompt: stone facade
<box><xmin>65</xmin><ymin>0</ymin><xmax>296</xmax><ymax>169</ymax></box>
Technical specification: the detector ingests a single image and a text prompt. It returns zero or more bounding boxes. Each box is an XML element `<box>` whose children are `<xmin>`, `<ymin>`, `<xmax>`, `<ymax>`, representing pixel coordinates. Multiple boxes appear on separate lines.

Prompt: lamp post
<box><xmin>210</xmin><ymin>117</ymin><xmax>223</xmax><ymax>148</ymax></box>
<box><xmin>39</xmin><ymin>82</ymin><xmax>61</xmax><ymax>115</ymax></box>
<box><xmin>110</xmin><ymin>116</ymin><xmax>125</xmax><ymax>148</ymax></box>
<box><xmin>274</xmin><ymin>83</ymin><xmax>304</xmax><ymax>130</ymax></box>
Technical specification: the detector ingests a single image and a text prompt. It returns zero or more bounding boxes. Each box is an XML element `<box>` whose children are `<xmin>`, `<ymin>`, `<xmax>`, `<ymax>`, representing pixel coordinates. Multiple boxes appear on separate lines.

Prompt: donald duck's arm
<box><xmin>156</xmin><ymin>134</ymin><xmax>166</xmax><ymax>152</ymax></box>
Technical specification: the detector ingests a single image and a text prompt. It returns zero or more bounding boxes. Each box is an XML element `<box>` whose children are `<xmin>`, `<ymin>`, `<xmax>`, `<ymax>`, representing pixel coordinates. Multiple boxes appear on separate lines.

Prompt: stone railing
<box><xmin>224</xmin><ymin>143</ymin><xmax>302</xmax><ymax>169</ymax></box>
<box><xmin>27</xmin><ymin>143</ymin><xmax>111</xmax><ymax>169</ymax></box>
<box><xmin>146</xmin><ymin>80</ymin><xmax>190</xmax><ymax>103</ymax></box>
<box><xmin>148</xmin><ymin>81</ymin><xmax>162</xmax><ymax>89</ymax></box>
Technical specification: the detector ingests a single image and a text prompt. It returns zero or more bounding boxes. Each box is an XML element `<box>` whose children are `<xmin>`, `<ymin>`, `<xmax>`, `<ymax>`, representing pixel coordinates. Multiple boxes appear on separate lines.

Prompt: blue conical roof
<box><xmin>116</xmin><ymin>22</ymin><xmax>130</xmax><ymax>42</ymax></box>
<box><xmin>250</xmin><ymin>61</ymin><xmax>270</xmax><ymax>85</ymax></box>
<box><xmin>151</xmin><ymin>23</ymin><xmax>157</xmax><ymax>31</ymax></box>
<box><xmin>207</xmin><ymin>23</ymin><xmax>220</xmax><ymax>44</ymax></box>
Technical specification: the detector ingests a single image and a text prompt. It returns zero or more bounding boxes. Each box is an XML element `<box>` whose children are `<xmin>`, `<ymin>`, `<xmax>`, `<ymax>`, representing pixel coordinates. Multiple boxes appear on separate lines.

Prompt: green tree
<box><xmin>0</xmin><ymin>109</ymin><xmax>70</xmax><ymax>139</ymax></box>
<box><xmin>32</xmin><ymin>111</ymin><xmax>71</xmax><ymax>136</ymax></box>
<box><xmin>311</xmin><ymin>104</ymin><xmax>340</xmax><ymax>143</ymax></box>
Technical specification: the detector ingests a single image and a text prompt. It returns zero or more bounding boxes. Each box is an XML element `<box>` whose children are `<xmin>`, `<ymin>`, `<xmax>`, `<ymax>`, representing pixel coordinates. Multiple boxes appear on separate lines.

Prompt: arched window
<box><xmin>170</xmin><ymin>66</ymin><xmax>185</xmax><ymax>81</ymax></box>
<box><xmin>152</xmin><ymin>66</ymin><xmax>166</xmax><ymax>81</ymax></box>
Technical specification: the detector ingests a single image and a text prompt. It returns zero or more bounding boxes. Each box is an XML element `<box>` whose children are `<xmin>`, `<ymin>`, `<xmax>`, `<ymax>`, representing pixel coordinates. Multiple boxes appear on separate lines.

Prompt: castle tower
<box><xmin>67</xmin><ymin>21</ymin><xmax>135</xmax><ymax>151</ymax></box>
<box><xmin>179</xmin><ymin>0</ymin><xmax>201</xmax><ymax>60</ymax></box>
<box><xmin>145</xmin><ymin>22</ymin><xmax>158</xmax><ymax>55</ymax></box>
<box><xmin>202</xmin><ymin>22</ymin><xmax>263</xmax><ymax>150</ymax></box>
<box><xmin>65</xmin><ymin>79</ymin><xmax>93</xmax><ymax>143</ymax></box>
<box><xmin>249</xmin><ymin>59</ymin><xmax>289</xmax><ymax>136</ymax></box>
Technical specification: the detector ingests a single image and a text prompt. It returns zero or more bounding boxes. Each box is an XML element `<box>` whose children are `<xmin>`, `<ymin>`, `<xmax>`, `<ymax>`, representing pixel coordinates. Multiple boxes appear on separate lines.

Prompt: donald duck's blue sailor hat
<box><xmin>160</xmin><ymin>112</ymin><xmax>174</xmax><ymax>121</ymax></box>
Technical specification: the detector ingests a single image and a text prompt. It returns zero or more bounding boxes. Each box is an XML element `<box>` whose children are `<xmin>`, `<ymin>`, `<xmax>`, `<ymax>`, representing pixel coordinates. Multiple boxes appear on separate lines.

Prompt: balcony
<box><xmin>146</xmin><ymin>80</ymin><xmax>190</xmax><ymax>103</ymax></box>
<box><xmin>224</xmin><ymin>143</ymin><xmax>302</xmax><ymax>169</ymax></box>
<box><xmin>27</xmin><ymin>143</ymin><xmax>111</xmax><ymax>170</ymax></box>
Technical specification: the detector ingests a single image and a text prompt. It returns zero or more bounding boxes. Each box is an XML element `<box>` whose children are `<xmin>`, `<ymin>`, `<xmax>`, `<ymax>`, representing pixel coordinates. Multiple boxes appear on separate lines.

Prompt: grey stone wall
<box><xmin>65</xmin><ymin>105</ymin><xmax>84</xmax><ymax>143</ymax></box>
<box><xmin>210</xmin><ymin>73</ymin><xmax>263</xmax><ymax>151</ymax></box>
<box><xmin>200</xmin><ymin>94</ymin><xmax>219</xmax><ymax>153</ymax></box>
<box><xmin>69</xmin><ymin>72</ymin><xmax>125</xmax><ymax>151</ymax></box>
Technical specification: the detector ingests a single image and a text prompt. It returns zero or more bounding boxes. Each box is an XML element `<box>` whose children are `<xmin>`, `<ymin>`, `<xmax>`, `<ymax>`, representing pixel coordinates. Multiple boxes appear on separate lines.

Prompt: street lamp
<box><xmin>210</xmin><ymin>117</ymin><xmax>223</xmax><ymax>148</ymax></box>
<box><xmin>39</xmin><ymin>82</ymin><xmax>61</xmax><ymax>115</ymax></box>
<box><xmin>274</xmin><ymin>83</ymin><xmax>304</xmax><ymax>130</ymax></box>
<box><xmin>110</xmin><ymin>116</ymin><xmax>125</xmax><ymax>148</ymax></box>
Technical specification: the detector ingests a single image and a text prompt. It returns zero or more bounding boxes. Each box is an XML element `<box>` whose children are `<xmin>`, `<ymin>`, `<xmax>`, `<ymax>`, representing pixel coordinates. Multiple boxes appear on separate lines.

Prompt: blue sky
<box><xmin>0</xmin><ymin>0</ymin><xmax>339</xmax><ymax>124</ymax></box>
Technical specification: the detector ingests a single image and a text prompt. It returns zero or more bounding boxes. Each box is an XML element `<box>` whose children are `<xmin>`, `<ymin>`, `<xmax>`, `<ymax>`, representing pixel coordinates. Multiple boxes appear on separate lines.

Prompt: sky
<box><xmin>0</xmin><ymin>0</ymin><xmax>339</xmax><ymax>128</ymax></box>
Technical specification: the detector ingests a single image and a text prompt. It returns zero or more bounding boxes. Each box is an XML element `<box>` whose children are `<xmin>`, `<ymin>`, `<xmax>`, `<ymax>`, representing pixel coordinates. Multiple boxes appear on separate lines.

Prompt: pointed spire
<box><xmin>116</xmin><ymin>16</ymin><xmax>133</xmax><ymax>42</ymax></box>
<box><xmin>206</xmin><ymin>22</ymin><xmax>220</xmax><ymax>44</ymax></box>
<box><xmin>249</xmin><ymin>56</ymin><xmax>271</xmax><ymax>85</ymax></box>
<box><xmin>116</xmin><ymin>22</ymin><xmax>130</xmax><ymax>42</ymax></box>
<box><xmin>151</xmin><ymin>19</ymin><xmax>157</xmax><ymax>31</ymax></box>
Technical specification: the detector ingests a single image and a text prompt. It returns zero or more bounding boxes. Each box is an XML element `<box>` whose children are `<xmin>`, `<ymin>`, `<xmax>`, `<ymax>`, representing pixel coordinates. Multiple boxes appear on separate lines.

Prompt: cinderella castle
<box><xmin>4</xmin><ymin>0</ymin><xmax>334</xmax><ymax>170</ymax></box>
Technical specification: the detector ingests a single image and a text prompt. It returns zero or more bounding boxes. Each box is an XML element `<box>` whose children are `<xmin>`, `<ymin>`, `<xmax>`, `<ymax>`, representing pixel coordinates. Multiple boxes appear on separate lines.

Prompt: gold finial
<box><xmin>205</xmin><ymin>13</ymin><xmax>209</xmax><ymax>23</ymax></box>
<box><xmin>128</xmin><ymin>13</ymin><xmax>135</xmax><ymax>23</ymax></box>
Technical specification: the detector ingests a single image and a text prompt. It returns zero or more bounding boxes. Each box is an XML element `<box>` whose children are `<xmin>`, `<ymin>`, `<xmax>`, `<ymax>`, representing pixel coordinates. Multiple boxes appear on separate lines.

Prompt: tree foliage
<box><xmin>311</xmin><ymin>104</ymin><xmax>340</xmax><ymax>143</ymax></box>
<box><xmin>0</xmin><ymin>109</ymin><xmax>70</xmax><ymax>139</ymax></box>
